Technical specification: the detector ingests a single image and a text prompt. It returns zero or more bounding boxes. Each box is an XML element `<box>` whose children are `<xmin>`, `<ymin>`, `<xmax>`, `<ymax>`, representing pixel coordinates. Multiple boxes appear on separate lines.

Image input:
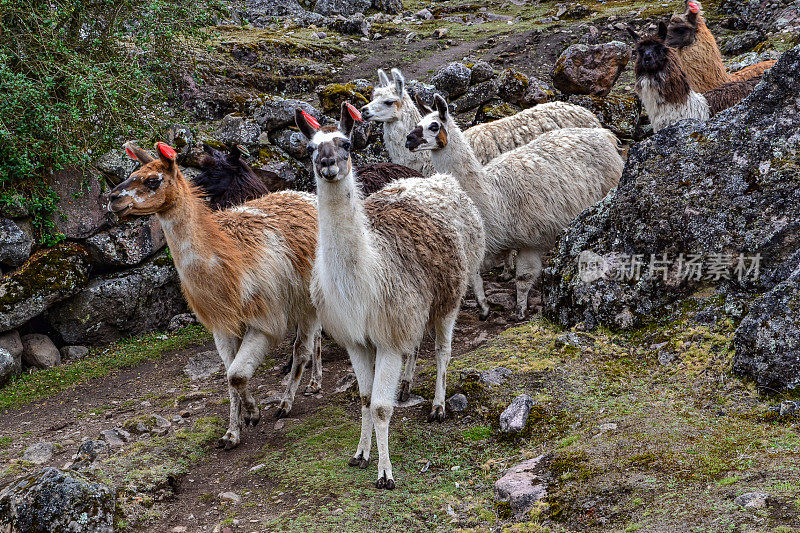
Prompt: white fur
<box><xmin>421</xmin><ymin>109</ymin><xmax>625</xmax><ymax>320</ymax></box>
<box><xmin>312</xmin><ymin>154</ymin><xmax>485</xmax><ymax>487</ymax></box>
<box><xmin>636</xmin><ymin>77</ymin><xmax>710</xmax><ymax>132</ymax></box>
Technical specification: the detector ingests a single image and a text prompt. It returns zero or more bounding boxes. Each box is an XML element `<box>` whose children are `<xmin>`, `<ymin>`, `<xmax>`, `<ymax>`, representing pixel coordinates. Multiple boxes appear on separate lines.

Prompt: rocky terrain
<box><xmin>1</xmin><ymin>0</ymin><xmax>799</xmax><ymax>531</ymax></box>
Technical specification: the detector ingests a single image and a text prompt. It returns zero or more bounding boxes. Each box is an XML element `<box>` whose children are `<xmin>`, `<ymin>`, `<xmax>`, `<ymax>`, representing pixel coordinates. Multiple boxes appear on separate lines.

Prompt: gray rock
<box><xmin>452</xmin><ymin>80</ymin><xmax>499</xmax><ymax>113</ymax></box>
<box><xmin>271</xmin><ymin>129</ymin><xmax>311</xmax><ymax>160</ymax></box>
<box><xmin>22</xmin><ymin>442</ymin><xmax>55</xmax><ymax>465</ymax></box>
<box><xmin>779</xmin><ymin>400</ymin><xmax>798</xmax><ymax>417</ymax></box>
<box><xmin>21</xmin><ymin>334</ymin><xmax>60</xmax><ymax>369</ymax></box>
<box><xmin>219</xmin><ymin>491</ymin><xmax>242</xmax><ymax>504</ymax></box>
<box><xmin>396</xmin><ymin>394</ymin><xmax>426</xmax><ymax>408</ymax></box>
<box><xmin>327</xmin><ymin>13</ymin><xmax>371</xmax><ymax>36</ymax></box>
<box><xmin>733</xmin><ymin>267</ymin><xmax>800</xmax><ymax>392</ymax></box>
<box><xmin>214</xmin><ymin>113</ymin><xmax>262</xmax><ymax>146</ymax></box>
<box><xmin>168</xmin><ymin>313</ymin><xmax>198</xmax><ymax>331</ymax></box>
<box><xmin>252</xmin><ymin>145</ymin><xmax>314</xmax><ymax>192</ymax></box>
<box><xmin>47</xmin><ymin>252</ymin><xmax>187</xmax><ymax>345</ymax></box>
<box><xmin>0</xmin><ymin>330</ymin><xmax>23</xmax><ymax>372</ymax></box>
<box><xmin>494</xmin><ymin>455</ymin><xmax>547</xmax><ymax>515</ymax></box>
<box><xmin>314</xmin><ymin>0</ymin><xmax>370</xmax><ymax>16</ymax></box>
<box><xmin>0</xmin><ymin>467</ymin><xmax>115</xmax><ymax>532</ymax></box>
<box><xmin>406</xmin><ymin>80</ymin><xmax>447</xmax><ymax>108</ymax></box>
<box><xmin>431</xmin><ymin>62</ymin><xmax>472</xmax><ymax>99</ymax></box>
<box><xmin>555</xmin><ymin>332</ymin><xmax>594</xmax><ymax>349</ymax></box>
<box><xmin>480</xmin><ymin>366</ymin><xmax>512</xmax><ymax>386</ymax></box>
<box><xmin>184</xmin><ymin>351</ymin><xmax>223</xmax><ymax>381</ymax></box>
<box><xmin>73</xmin><ymin>440</ymin><xmax>109</xmax><ymax>469</ymax></box>
<box><xmin>446</xmin><ymin>393</ymin><xmax>468</xmax><ymax>412</ymax></box>
<box><xmin>486</xmin><ymin>291</ymin><xmax>516</xmax><ymax>311</ymax></box>
<box><xmin>94</xmin><ymin>149</ymin><xmax>138</xmax><ymax>186</ymax></box>
<box><xmin>551</xmin><ymin>41</ymin><xmax>631</xmax><ymax>97</ymax></box>
<box><xmin>469</xmin><ymin>60</ymin><xmax>495</xmax><ymax>84</ymax></box>
<box><xmin>0</xmin><ymin>244</ymin><xmax>91</xmax><ymax>333</ymax></box>
<box><xmin>523</xmin><ymin>76</ymin><xmax>553</xmax><ymax>106</ymax></box>
<box><xmin>497</xmin><ymin>69</ymin><xmax>530</xmax><ymax>106</ymax></box>
<box><xmin>99</xmin><ymin>429</ymin><xmax>128</xmax><ymax>448</ymax></box>
<box><xmin>721</xmin><ymin>30</ymin><xmax>765</xmax><ymax>56</ymax></box>
<box><xmin>245</xmin><ymin>0</ymin><xmax>323</xmax><ymax>26</ymax></box>
<box><xmin>0</xmin><ymin>218</ymin><xmax>34</xmax><ymax>268</ymax></box>
<box><xmin>500</xmin><ymin>394</ymin><xmax>534</xmax><ymax>433</ymax></box>
<box><xmin>85</xmin><ymin>215</ymin><xmax>165</xmax><ymax>267</ymax></box>
<box><xmin>48</xmin><ymin>168</ymin><xmax>111</xmax><ymax>239</ymax></box>
<box><xmin>567</xmin><ymin>93</ymin><xmax>640</xmax><ymax>140</ymax></box>
<box><xmin>253</xmin><ymin>96</ymin><xmax>321</xmax><ymax>132</ymax></box>
<box><xmin>372</xmin><ymin>0</ymin><xmax>401</xmax><ymax>13</ymax></box>
<box><xmin>0</xmin><ymin>348</ymin><xmax>16</xmax><ymax>387</ymax></box>
<box><xmin>60</xmin><ymin>346</ymin><xmax>89</xmax><ymax>361</ymax></box>
<box><xmin>543</xmin><ymin>45</ymin><xmax>800</xmax><ymax>336</ymax></box>
<box><xmin>726</xmin><ymin>50</ymin><xmax>781</xmax><ymax>73</ymax></box>
<box><xmin>734</xmin><ymin>492</ymin><xmax>769</xmax><ymax>509</ymax></box>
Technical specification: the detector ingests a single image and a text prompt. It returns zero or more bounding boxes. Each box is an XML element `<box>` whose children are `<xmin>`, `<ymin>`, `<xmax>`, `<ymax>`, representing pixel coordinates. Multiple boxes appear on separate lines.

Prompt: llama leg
<box><xmin>372</xmin><ymin>349</ymin><xmax>402</xmax><ymax>489</ymax></box>
<box><xmin>398</xmin><ymin>348</ymin><xmax>417</xmax><ymax>403</ymax></box>
<box><xmin>429</xmin><ymin>309</ymin><xmax>457</xmax><ymax>422</ymax></box>
<box><xmin>499</xmin><ymin>250</ymin><xmax>516</xmax><ymax>282</ymax></box>
<box><xmin>348</xmin><ymin>345</ymin><xmax>375</xmax><ymax>469</ymax></box>
<box><xmin>227</xmin><ymin>329</ymin><xmax>272</xmax><ymax>428</ymax></box>
<box><xmin>512</xmin><ymin>248</ymin><xmax>543</xmax><ymax>322</ymax></box>
<box><xmin>473</xmin><ymin>269</ymin><xmax>490</xmax><ymax>320</ymax></box>
<box><xmin>304</xmin><ymin>324</ymin><xmax>323</xmax><ymax>395</ymax></box>
<box><xmin>277</xmin><ymin>324</ymin><xmax>315</xmax><ymax>418</ymax></box>
<box><xmin>214</xmin><ymin>331</ymin><xmax>243</xmax><ymax>450</ymax></box>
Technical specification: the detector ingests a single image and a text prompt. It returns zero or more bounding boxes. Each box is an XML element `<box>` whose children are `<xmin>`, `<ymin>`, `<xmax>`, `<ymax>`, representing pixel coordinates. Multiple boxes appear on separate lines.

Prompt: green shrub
<box><xmin>0</xmin><ymin>0</ymin><xmax>226</xmax><ymax>242</ymax></box>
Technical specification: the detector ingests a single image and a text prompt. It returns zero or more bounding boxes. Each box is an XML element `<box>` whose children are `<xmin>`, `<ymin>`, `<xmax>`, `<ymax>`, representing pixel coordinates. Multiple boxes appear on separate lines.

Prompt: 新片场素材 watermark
<box><xmin>577</xmin><ymin>251</ymin><xmax>761</xmax><ymax>283</ymax></box>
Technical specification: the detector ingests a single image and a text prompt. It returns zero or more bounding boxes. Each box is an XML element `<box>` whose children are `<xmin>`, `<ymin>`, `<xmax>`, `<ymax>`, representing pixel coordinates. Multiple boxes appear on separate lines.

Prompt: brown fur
<box><xmin>668</xmin><ymin>7</ymin><xmax>775</xmax><ymax>91</ymax></box>
<box><xmin>661</xmin><ymin>48</ymin><xmax>694</xmax><ymax>104</ymax></box>
<box><xmin>363</xmin><ymin>191</ymin><xmax>464</xmax><ymax>337</ymax></box>
<box><xmin>702</xmin><ymin>76</ymin><xmax>761</xmax><ymax>115</ymax></box>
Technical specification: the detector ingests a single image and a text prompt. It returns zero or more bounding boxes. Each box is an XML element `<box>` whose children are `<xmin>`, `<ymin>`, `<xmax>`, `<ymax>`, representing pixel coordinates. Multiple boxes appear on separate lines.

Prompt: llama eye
<box><xmin>341</xmin><ymin>141</ymin><xmax>352</xmax><ymax>151</ymax></box>
<box><xmin>144</xmin><ymin>177</ymin><xmax>162</xmax><ymax>190</ymax></box>
<box><xmin>429</xmin><ymin>123</ymin><xmax>439</xmax><ymax>132</ymax></box>
<box><xmin>384</xmin><ymin>100</ymin><xmax>396</xmax><ymax>106</ymax></box>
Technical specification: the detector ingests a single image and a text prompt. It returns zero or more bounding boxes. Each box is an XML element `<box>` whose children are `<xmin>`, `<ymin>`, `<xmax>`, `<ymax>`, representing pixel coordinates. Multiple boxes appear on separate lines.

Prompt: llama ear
<box><xmin>123</xmin><ymin>142</ymin><xmax>154</xmax><ymax>164</ymax></box>
<box><xmin>414</xmin><ymin>93</ymin><xmax>433</xmax><ymax>115</ymax></box>
<box><xmin>391</xmin><ymin>68</ymin><xmax>405</xmax><ymax>95</ymax></box>
<box><xmin>434</xmin><ymin>94</ymin><xmax>449</xmax><ymax>121</ymax></box>
<box><xmin>295</xmin><ymin>108</ymin><xmax>319</xmax><ymax>141</ymax></box>
<box><xmin>377</xmin><ymin>69</ymin><xmax>391</xmax><ymax>87</ymax></box>
<box><xmin>155</xmin><ymin>142</ymin><xmax>177</xmax><ymax>170</ymax></box>
<box><xmin>658</xmin><ymin>20</ymin><xmax>668</xmax><ymax>40</ymax></box>
<box><xmin>627</xmin><ymin>26</ymin><xmax>641</xmax><ymax>42</ymax></box>
<box><xmin>339</xmin><ymin>102</ymin><xmax>356</xmax><ymax>139</ymax></box>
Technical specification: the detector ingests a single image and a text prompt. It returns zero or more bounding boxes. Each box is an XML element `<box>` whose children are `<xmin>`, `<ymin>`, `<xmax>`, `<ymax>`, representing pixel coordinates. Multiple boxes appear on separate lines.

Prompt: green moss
<box><xmin>316</xmin><ymin>82</ymin><xmax>370</xmax><ymax>114</ymax></box>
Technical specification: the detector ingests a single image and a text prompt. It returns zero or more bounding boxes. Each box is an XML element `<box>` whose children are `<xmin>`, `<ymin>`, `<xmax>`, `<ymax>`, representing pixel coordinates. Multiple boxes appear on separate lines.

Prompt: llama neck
<box><xmin>637</xmin><ymin>73</ymin><xmax>709</xmax><ymax>132</ymax></box>
<box><xmin>678</xmin><ymin>19</ymin><xmax>730</xmax><ymax>91</ymax></box>
<box><xmin>430</xmin><ymin>125</ymin><xmax>492</xmax><ymax>209</ymax></box>
<box><xmin>156</xmin><ymin>177</ymin><xmax>234</xmax><ymax>279</ymax></box>
<box><xmin>383</xmin><ymin>95</ymin><xmax>427</xmax><ymax>173</ymax></box>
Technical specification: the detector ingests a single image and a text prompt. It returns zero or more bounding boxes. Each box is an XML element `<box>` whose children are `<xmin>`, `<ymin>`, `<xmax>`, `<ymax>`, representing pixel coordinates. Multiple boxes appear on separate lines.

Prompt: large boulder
<box><xmin>94</xmin><ymin>149</ymin><xmax>138</xmax><ymax>186</ymax></box>
<box><xmin>568</xmin><ymin>93</ymin><xmax>641</xmax><ymax>140</ymax></box>
<box><xmin>372</xmin><ymin>0</ymin><xmax>402</xmax><ymax>14</ymax></box>
<box><xmin>0</xmin><ymin>467</ymin><xmax>115</xmax><ymax>532</ymax></box>
<box><xmin>551</xmin><ymin>41</ymin><xmax>630</xmax><ymax>97</ymax></box>
<box><xmin>21</xmin><ymin>334</ymin><xmax>60</xmax><ymax>369</ymax></box>
<box><xmin>47</xmin><ymin>252</ymin><xmax>187</xmax><ymax>345</ymax></box>
<box><xmin>718</xmin><ymin>0</ymin><xmax>800</xmax><ymax>34</ymax></box>
<box><xmin>0</xmin><ymin>244</ymin><xmax>91</xmax><ymax>333</ymax></box>
<box><xmin>48</xmin><ymin>168</ymin><xmax>111</xmax><ymax>239</ymax></box>
<box><xmin>213</xmin><ymin>113</ymin><xmax>262</xmax><ymax>147</ymax></box>
<box><xmin>317</xmin><ymin>81</ymin><xmax>371</xmax><ymax>115</ymax></box>
<box><xmin>253</xmin><ymin>96</ymin><xmax>321</xmax><ymax>132</ymax></box>
<box><xmin>314</xmin><ymin>0</ymin><xmax>370</xmax><ymax>16</ymax></box>
<box><xmin>733</xmin><ymin>267</ymin><xmax>800</xmax><ymax>392</ymax></box>
<box><xmin>431</xmin><ymin>62</ymin><xmax>473</xmax><ymax>99</ymax></box>
<box><xmin>0</xmin><ymin>348</ymin><xmax>16</xmax><ymax>387</ymax></box>
<box><xmin>542</xmin><ymin>45</ymin><xmax>800</xmax><ymax>333</ymax></box>
<box><xmin>0</xmin><ymin>330</ymin><xmax>22</xmax><ymax>373</ymax></box>
<box><xmin>85</xmin><ymin>215</ymin><xmax>166</xmax><ymax>267</ymax></box>
<box><xmin>0</xmin><ymin>218</ymin><xmax>35</xmax><ymax>268</ymax></box>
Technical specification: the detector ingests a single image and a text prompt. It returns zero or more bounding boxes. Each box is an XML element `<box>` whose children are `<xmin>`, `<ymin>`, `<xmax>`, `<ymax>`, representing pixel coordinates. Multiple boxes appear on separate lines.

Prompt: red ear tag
<box><xmin>301</xmin><ymin>110</ymin><xmax>321</xmax><ymax>130</ymax></box>
<box><xmin>345</xmin><ymin>102</ymin><xmax>363</xmax><ymax>122</ymax></box>
<box><xmin>125</xmin><ymin>147</ymin><xmax>137</xmax><ymax>160</ymax></box>
<box><xmin>688</xmin><ymin>2</ymin><xmax>700</xmax><ymax>14</ymax></box>
<box><xmin>157</xmin><ymin>142</ymin><xmax>177</xmax><ymax>160</ymax></box>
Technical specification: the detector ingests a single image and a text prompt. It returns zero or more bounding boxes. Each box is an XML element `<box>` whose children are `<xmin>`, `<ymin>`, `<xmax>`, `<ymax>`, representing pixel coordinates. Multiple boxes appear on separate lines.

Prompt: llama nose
<box><xmin>320</xmin><ymin>156</ymin><xmax>335</xmax><ymax>168</ymax></box>
<box><xmin>360</xmin><ymin>105</ymin><xmax>372</xmax><ymax>119</ymax></box>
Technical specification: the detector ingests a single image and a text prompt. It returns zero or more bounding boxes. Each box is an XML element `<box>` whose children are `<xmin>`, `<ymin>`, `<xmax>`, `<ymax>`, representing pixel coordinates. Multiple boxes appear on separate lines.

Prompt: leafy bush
<box><xmin>0</xmin><ymin>0</ymin><xmax>226</xmax><ymax>242</ymax></box>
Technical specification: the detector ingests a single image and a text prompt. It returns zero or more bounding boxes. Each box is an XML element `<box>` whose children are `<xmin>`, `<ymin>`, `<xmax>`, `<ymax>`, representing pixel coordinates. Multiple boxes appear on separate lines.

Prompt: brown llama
<box><xmin>665</xmin><ymin>0</ymin><xmax>776</xmax><ymax>92</ymax></box>
<box><xmin>109</xmin><ymin>142</ymin><xmax>322</xmax><ymax>449</ymax></box>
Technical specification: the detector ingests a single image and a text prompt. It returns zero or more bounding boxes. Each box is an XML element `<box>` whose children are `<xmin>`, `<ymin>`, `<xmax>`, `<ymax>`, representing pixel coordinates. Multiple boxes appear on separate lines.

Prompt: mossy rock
<box><xmin>568</xmin><ymin>93</ymin><xmax>640</xmax><ymax>140</ymax></box>
<box><xmin>316</xmin><ymin>83</ymin><xmax>370</xmax><ymax>115</ymax></box>
<box><xmin>0</xmin><ymin>243</ymin><xmax>90</xmax><ymax>331</ymax></box>
<box><xmin>475</xmin><ymin>101</ymin><xmax>522</xmax><ymax>123</ymax></box>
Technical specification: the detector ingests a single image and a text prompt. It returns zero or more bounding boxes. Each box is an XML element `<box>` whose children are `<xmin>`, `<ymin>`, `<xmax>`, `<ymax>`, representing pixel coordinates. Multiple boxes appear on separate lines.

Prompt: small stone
<box><xmin>274</xmin><ymin>419</ymin><xmax>286</xmax><ymax>431</ymax></box>
<box><xmin>22</xmin><ymin>442</ymin><xmax>55</xmax><ymax>465</ymax></box>
<box><xmin>152</xmin><ymin>414</ymin><xmax>172</xmax><ymax>428</ymax></box>
<box><xmin>433</xmin><ymin>27</ymin><xmax>449</xmax><ymax>39</ymax></box>
<box><xmin>734</xmin><ymin>492</ymin><xmax>769</xmax><ymax>509</ymax></box>
<box><xmin>219</xmin><ymin>491</ymin><xmax>242</xmax><ymax>504</ymax></box>
<box><xmin>494</xmin><ymin>455</ymin><xmax>548</xmax><ymax>515</ymax></box>
<box><xmin>250</xmin><ymin>464</ymin><xmax>267</xmax><ymax>473</ymax></box>
<box><xmin>479</xmin><ymin>367</ymin><xmax>512</xmax><ymax>386</ymax></box>
<box><xmin>415</xmin><ymin>8</ymin><xmax>433</xmax><ymax>19</ymax></box>
<box><xmin>168</xmin><ymin>313</ymin><xmax>197</xmax><ymax>331</ymax></box>
<box><xmin>184</xmin><ymin>351</ymin><xmax>222</xmax><ymax>381</ymax></box>
<box><xmin>74</xmin><ymin>440</ymin><xmax>109</xmax><ymax>466</ymax></box>
<box><xmin>99</xmin><ymin>429</ymin><xmax>127</xmax><ymax>448</ymax></box>
<box><xmin>499</xmin><ymin>394</ymin><xmax>534</xmax><ymax>433</ymax></box>
<box><xmin>405</xmin><ymin>32</ymin><xmax>418</xmax><ymax>44</ymax></box>
<box><xmin>779</xmin><ymin>400</ymin><xmax>798</xmax><ymax>417</ymax></box>
<box><xmin>446</xmin><ymin>393</ymin><xmax>468</xmax><ymax>412</ymax></box>
<box><xmin>598</xmin><ymin>422</ymin><xmax>617</xmax><ymax>432</ymax></box>
<box><xmin>555</xmin><ymin>332</ymin><xmax>594</xmax><ymax>348</ymax></box>
<box><xmin>396</xmin><ymin>394</ymin><xmax>426</xmax><ymax>408</ymax></box>
<box><xmin>21</xmin><ymin>334</ymin><xmax>61</xmax><ymax>369</ymax></box>
<box><xmin>59</xmin><ymin>345</ymin><xmax>90</xmax><ymax>362</ymax></box>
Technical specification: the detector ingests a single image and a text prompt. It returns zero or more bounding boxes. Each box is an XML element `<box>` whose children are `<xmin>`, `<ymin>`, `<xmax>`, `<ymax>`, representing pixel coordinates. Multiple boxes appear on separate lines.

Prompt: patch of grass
<box><xmin>464</xmin><ymin>425</ymin><xmax>492</xmax><ymax>441</ymax></box>
<box><xmin>557</xmin><ymin>435</ymin><xmax>579</xmax><ymax>449</ymax></box>
<box><xmin>717</xmin><ymin>475</ymin><xmax>741</xmax><ymax>486</ymax></box>
<box><xmin>0</xmin><ymin>325</ymin><xmax>211</xmax><ymax>410</ymax></box>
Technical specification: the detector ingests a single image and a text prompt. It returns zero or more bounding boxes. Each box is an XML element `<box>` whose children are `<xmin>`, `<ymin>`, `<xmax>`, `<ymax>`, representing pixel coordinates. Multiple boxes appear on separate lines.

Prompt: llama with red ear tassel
<box><xmin>666</xmin><ymin>0</ymin><xmax>775</xmax><ymax>92</ymax></box>
<box><xmin>110</xmin><ymin>141</ymin><xmax>322</xmax><ymax>449</ymax></box>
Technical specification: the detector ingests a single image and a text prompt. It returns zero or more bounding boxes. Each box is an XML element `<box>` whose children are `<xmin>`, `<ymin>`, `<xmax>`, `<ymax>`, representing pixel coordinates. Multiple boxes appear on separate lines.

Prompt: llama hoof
<box><xmin>376</xmin><ymin>473</ymin><xmax>395</xmax><ymax>490</ymax></box>
<box><xmin>348</xmin><ymin>453</ymin><xmax>370</xmax><ymax>469</ymax></box>
<box><xmin>304</xmin><ymin>380</ymin><xmax>322</xmax><ymax>395</ymax></box>
<box><xmin>397</xmin><ymin>381</ymin><xmax>411</xmax><ymax>403</ymax></box>
<box><xmin>479</xmin><ymin>307</ymin><xmax>490</xmax><ymax>321</ymax></box>
<box><xmin>217</xmin><ymin>432</ymin><xmax>240</xmax><ymax>450</ymax></box>
<box><xmin>275</xmin><ymin>400</ymin><xmax>291</xmax><ymax>419</ymax></box>
<box><xmin>427</xmin><ymin>405</ymin><xmax>446</xmax><ymax>422</ymax></box>
<box><xmin>511</xmin><ymin>308</ymin><xmax>527</xmax><ymax>322</ymax></box>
